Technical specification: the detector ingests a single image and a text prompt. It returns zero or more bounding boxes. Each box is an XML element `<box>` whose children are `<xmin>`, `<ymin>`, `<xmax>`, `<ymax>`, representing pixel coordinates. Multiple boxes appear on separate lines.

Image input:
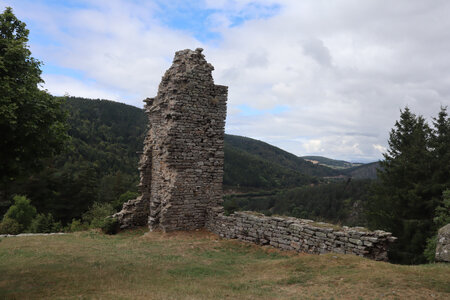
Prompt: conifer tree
<box><xmin>423</xmin><ymin>107</ymin><xmax>450</xmax><ymax>261</ymax></box>
<box><xmin>368</xmin><ymin>107</ymin><xmax>434</xmax><ymax>264</ymax></box>
<box><xmin>430</xmin><ymin>107</ymin><xmax>450</xmax><ymax>199</ymax></box>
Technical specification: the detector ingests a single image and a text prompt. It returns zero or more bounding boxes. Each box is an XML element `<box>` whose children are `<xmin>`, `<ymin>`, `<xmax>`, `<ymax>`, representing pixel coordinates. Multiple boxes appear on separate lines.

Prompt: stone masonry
<box><xmin>114</xmin><ymin>48</ymin><xmax>396</xmax><ymax>260</ymax></box>
<box><xmin>206</xmin><ymin>208</ymin><xmax>396</xmax><ymax>261</ymax></box>
<box><xmin>115</xmin><ymin>48</ymin><xmax>227</xmax><ymax>231</ymax></box>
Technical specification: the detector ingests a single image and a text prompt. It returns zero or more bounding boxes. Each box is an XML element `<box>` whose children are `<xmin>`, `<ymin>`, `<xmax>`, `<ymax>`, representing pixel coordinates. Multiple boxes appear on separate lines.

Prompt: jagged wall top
<box><xmin>151</xmin><ymin>48</ymin><xmax>217</xmax><ymax>107</ymax></box>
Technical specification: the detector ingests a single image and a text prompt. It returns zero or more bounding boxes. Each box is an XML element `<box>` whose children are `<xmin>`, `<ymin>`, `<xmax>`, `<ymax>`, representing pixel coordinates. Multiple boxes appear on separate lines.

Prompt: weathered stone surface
<box><xmin>435</xmin><ymin>223</ymin><xmax>450</xmax><ymax>263</ymax></box>
<box><xmin>115</xmin><ymin>48</ymin><xmax>227</xmax><ymax>231</ymax></box>
<box><xmin>206</xmin><ymin>210</ymin><xmax>396</xmax><ymax>261</ymax></box>
<box><xmin>114</xmin><ymin>196</ymin><xmax>149</xmax><ymax>229</ymax></box>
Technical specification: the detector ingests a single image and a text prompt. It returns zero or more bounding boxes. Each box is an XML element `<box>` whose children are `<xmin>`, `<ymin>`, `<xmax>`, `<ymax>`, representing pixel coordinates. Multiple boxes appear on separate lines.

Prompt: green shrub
<box><xmin>29</xmin><ymin>213</ymin><xmax>62</xmax><ymax>233</ymax></box>
<box><xmin>424</xmin><ymin>190</ymin><xmax>450</xmax><ymax>263</ymax></box>
<box><xmin>65</xmin><ymin>219</ymin><xmax>89</xmax><ymax>232</ymax></box>
<box><xmin>4</xmin><ymin>195</ymin><xmax>37</xmax><ymax>230</ymax></box>
<box><xmin>424</xmin><ymin>235</ymin><xmax>437</xmax><ymax>263</ymax></box>
<box><xmin>101</xmin><ymin>217</ymin><xmax>120</xmax><ymax>235</ymax></box>
<box><xmin>113</xmin><ymin>191</ymin><xmax>139</xmax><ymax>211</ymax></box>
<box><xmin>0</xmin><ymin>218</ymin><xmax>23</xmax><ymax>235</ymax></box>
<box><xmin>82</xmin><ymin>202</ymin><xmax>115</xmax><ymax>228</ymax></box>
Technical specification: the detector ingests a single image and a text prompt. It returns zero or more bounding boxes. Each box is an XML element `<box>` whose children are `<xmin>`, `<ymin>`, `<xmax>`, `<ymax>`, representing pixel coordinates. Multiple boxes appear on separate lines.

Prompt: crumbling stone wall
<box><xmin>115</xmin><ymin>48</ymin><xmax>396</xmax><ymax>261</ymax></box>
<box><xmin>206</xmin><ymin>208</ymin><xmax>396</xmax><ymax>261</ymax></box>
<box><xmin>115</xmin><ymin>48</ymin><xmax>227</xmax><ymax>231</ymax></box>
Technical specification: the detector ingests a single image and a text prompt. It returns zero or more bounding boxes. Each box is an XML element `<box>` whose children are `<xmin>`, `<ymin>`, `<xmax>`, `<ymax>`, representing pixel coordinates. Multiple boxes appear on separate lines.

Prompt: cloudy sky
<box><xmin>3</xmin><ymin>0</ymin><xmax>450</xmax><ymax>162</ymax></box>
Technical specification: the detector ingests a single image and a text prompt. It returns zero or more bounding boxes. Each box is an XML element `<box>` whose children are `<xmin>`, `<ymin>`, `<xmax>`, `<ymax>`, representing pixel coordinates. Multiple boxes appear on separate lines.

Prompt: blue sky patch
<box><xmin>153</xmin><ymin>0</ymin><xmax>280</xmax><ymax>42</ymax></box>
<box><xmin>41</xmin><ymin>64</ymin><xmax>87</xmax><ymax>81</ymax></box>
<box><xmin>237</xmin><ymin>104</ymin><xmax>288</xmax><ymax>116</ymax></box>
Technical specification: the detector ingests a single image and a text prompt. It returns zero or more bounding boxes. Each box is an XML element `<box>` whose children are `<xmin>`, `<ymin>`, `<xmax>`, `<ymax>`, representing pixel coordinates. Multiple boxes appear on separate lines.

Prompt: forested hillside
<box><xmin>223</xmin><ymin>144</ymin><xmax>316</xmax><ymax>189</ymax></box>
<box><xmin>1</xmin><ymin>97</ymin><xmax>378</xmax><ymax>227</ymax></box>
<box><xmin>4</xmin><ymin>97</ymin><xmax>147</xmax><ymax>223</ymax></box>
<box><xmin>224</xmin><ymin>179</ymin><xmax>372</xmax><ymax>227</ymax></box>
<box><xmin>226</xmin><ymin>135</ymin><xmax>340</xmax><ymax>177</ymax></box>
<box><xmin>342</xmin><ymin>161</ymin><xmax>380</xmax><ymax>179</ymax></box>
<box><xmin>0</xmin><ymin>97</ymin><xmax>327</xmax><ymax>222</ymax></box>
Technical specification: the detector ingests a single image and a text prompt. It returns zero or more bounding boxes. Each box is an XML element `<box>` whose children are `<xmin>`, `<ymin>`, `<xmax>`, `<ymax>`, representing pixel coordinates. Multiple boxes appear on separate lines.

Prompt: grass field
<box><xmin>0</xmin><ymin>228</ymin><xmax>449</xmax><ymax>299</ymax></box>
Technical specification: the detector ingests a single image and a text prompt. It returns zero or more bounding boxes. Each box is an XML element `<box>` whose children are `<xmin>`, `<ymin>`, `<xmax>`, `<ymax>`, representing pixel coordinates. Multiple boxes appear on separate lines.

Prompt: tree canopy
<box><xmin>0</xmin><ymin>7</ymin><xmax>68</xmax><ymax>185</ymax></box>
<box><xmin>368</xmin><ymin>107</ymin><xmax>450</xmax><ymax>264</ymax></box>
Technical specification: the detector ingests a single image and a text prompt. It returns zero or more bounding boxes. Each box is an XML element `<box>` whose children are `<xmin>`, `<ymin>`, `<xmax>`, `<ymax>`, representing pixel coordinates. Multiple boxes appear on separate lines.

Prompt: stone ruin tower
<box><xmin>115</xmin><ymin>48</ymin><xmax>227</xmax><ymax>231</ymax></box>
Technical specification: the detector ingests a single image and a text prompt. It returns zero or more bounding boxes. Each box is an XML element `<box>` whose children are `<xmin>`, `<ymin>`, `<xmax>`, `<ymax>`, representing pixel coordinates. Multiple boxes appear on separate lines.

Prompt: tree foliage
<box><xmin>368</xmin><ymin>107</ymin><xmax>450</xmax><ymax>264</ymax></box>
<box><xmin>0</xmin><ymin>7</ymin><xmax>68</xmax><ymax>184</ymax></box>
<box><xmin>0</xmin><ymin>217</ymin><xmax>22</xmax><ymax>234</ymax></box>
<box><xmin>224</xmin><ymin>179</ymin><xmax>372</xmax><ymax>226</ymax></box>
<box><xmin>5</xmin><ymin>97</ymin><xmax>146</xmax><ymax>222</ymax></box>
<box><xmin>225</xmin><ymin>135</ymin><xmax>339</xmax><ymax>178</ymax></box>
<box><xmin>29</xmin><ymin>213</ymin><xmax>62</xmax><ymax>233</ymax></box>
<box><xmin>2</xmin><ymin>195</ymin><xmax>36</xmax><ymax>231</ymax></box>
<box><xmin>224</xmin><ymin>143</ymin><xmax>316</xmax><ymax>189</ymax></box>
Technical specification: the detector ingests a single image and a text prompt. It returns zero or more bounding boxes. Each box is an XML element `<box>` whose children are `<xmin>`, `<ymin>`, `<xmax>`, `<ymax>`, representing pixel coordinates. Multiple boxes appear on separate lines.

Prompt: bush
<box><xmin>424</xmin><ymin>189</ymin><xmax>450</xmax><ymax>263</ymax></box>
<box><xmin>65</xmin><ymin>219</ymin><xmax>89</xmax><ymax>232</ymax></box>
<box><xmin>101</xmin><ymin>217</ymin><xmax>120</xmax><ymax>235</ymax></box>
<box><xmin>29</xmin><ymin>213</ymin><xmax>62</xmax><ymax>233</ymax></box>
<box><xmin>0</xmin><ymin>218</ymin><xmax>23</xmax><ymax>235</ymax></box>
<box><xmin>82</xmin><ymin>202</ymin><xmax>115</xmax><ymax>228</ymax></box>
<box><xmin>113</xmin><ymin>191</ymin><xmax>139</xmax><ymax>211</ymax></box>
<box><xmin>424</xmin><ymin>235</ymin><xmax>437</xmax><ymax>263</ymax></box>
<box><xmin>4</xmin><ymin>195</ymin><xmax>37</xmax><ymax>230</ymax></box>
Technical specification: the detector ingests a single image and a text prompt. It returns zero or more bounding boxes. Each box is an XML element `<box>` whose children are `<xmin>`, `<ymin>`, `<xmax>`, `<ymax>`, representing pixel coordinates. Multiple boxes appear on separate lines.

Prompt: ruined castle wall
<box><xmin>116</xmin><ymin>48</ymin><xmax>227</xmax><ymax>231</ymax></box>
<box><xmin>114</xmin><ymin>48</ymin><xmax>396</xmax><ymax>262</ymax></box>
<box><xmin>206</xmin><ymin>207</ymin><xmax>396</xmax><ymax>261</ymax></box>
<box><xmin>115</xmin><ymin>49</ymin><xmax>228</xmax><ymax>231</ymax></box>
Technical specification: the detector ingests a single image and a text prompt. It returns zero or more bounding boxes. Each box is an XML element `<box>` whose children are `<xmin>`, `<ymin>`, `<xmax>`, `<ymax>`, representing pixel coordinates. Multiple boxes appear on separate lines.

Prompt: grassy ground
<box><xmin>0</xmin><ymin>228</ymin><xmax>449</xmax><ymax>299</ymax></box>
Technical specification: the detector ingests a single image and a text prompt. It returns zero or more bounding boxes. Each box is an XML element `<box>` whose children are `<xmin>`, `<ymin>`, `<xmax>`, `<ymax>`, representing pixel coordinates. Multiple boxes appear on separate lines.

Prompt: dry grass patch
<box><xmin>0</xmin><ymin>229</ymin><xmax>448</xmax><ymax>299</ymax></box>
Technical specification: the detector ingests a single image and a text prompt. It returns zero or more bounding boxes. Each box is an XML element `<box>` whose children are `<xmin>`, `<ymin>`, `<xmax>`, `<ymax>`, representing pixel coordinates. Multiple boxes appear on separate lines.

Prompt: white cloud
<box><xmin>5</xmin><ymin>0</ymin><xmax>450</xmax><ymax>162</ymax></box>
<box><xmin>373</xmin><ymin>144</ymin><xmax>386</xmax><ymax>154</ymax></box>
<box><xmin>303</xmin><ymin>139</ymin><xmax>323</xmax><ymax>153</ymax></box>
<box><xmin>42</xmin><ymin>74</ymin><xmax>125</xmax><ymax>103</ymax></box>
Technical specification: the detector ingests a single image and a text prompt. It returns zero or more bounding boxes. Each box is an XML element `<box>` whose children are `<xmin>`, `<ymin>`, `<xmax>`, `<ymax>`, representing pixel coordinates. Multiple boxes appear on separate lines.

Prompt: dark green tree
<box><xmin>423</xmin><ymin>107</ymin><xmax>450</xmax><ymax>262</ymax></box>
<box><xmin>424</xmin><ymin>189</ymin><xmax>450</xmax><ymax>262</ymax></box>
<box><xmin>430</xmin><ymin>107</ymin><xmax>450</xmax><ymax>201</ymax></box>
<box><xmin>2</xmin><ymin>195</ymin><xmax>37</xmax><ymax>231</ymax></box>
<box><xmin>369</xmin><ymin>108</ymin><xmax>435</xmax><ymax>264</ymax></box>
<box><xmin>0</xmin><ymin>7</ymin><xmax>68</xmax><ymax>189</ymax></box>
<box><xmin>368</xmin><ymin>107</ymin><xmax>436</xmax><ymax>264</ymax></box>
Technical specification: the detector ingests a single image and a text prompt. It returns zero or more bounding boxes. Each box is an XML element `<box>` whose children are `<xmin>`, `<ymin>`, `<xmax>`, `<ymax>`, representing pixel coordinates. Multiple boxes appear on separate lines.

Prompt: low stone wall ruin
<box><xmin>206</xmin><ymin>207</ymin><xmax>396</xmax><ymax>261</ymax></box>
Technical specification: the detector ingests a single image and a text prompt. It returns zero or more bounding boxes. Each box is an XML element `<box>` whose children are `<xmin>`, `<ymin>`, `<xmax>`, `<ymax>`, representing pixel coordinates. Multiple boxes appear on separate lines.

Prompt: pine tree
<box><xmin>368</xmin><ymin>107</ymin><xmax>434</xmax><ymax>264</ymax></box>
<box><xmin>423</xmin><ymin>107</ymin><xmax>450</xmax><ymax>261</ymax></box>
<box><xmin>430</xmin><ymin>107</ymin><xmax>450</xmax><ymax>199</ymax></box>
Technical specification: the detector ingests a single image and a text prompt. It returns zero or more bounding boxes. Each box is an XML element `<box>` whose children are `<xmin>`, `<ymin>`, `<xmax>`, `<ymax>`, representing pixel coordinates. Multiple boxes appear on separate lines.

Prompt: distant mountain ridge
<box><xmin>225</xmin><ymin>135</ymin><xmax>340</xmax><ymax>178</ymax></box>
<box><xmin>342</xmin><ymin>161</ymin><xmax>380</xmax><ymax>179</ymax></box>
<box><xmin>225</xmin><ymin>136</ymin><xmax>380</xmax><ymax>180</ymax></box>
<box><xmin>301</xmin><ymin>156</ymin><xmax>363</xmax><ymax>169</ymax></box>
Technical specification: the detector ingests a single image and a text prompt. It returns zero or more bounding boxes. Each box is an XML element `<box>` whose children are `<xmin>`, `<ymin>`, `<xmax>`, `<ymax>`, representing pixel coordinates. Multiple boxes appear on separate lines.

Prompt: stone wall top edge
<box><xmin>229</xmin><ymin>211</ymin><xmax>394</xmax><ymax>237</ymax></box>
<box><xmin>215</xmin><ymin>84</ymin><xmax>228</xmax><ymax>89</ymax></box>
